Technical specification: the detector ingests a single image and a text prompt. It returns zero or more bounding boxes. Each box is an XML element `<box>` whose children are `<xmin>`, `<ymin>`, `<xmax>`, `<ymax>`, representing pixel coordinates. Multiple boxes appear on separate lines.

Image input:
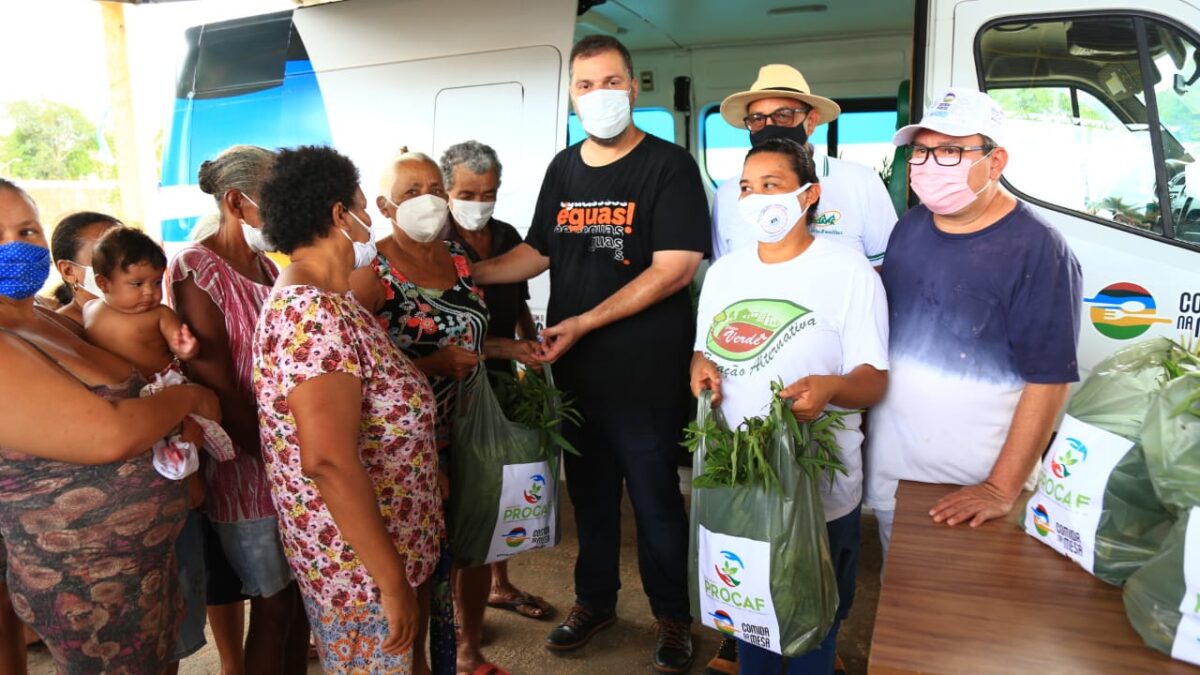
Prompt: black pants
<box><xmin>562</xmin><ymin>407</ymin><xmax>691</xmax><ymax>621</ymax></box>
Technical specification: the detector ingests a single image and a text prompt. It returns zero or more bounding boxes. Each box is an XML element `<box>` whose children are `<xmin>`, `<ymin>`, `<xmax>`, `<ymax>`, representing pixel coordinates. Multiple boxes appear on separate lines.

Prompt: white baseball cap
<box><xmin>892</xmin><ymin>87</ymin><xmax>1006</xmax><ymax>147</ymax></box>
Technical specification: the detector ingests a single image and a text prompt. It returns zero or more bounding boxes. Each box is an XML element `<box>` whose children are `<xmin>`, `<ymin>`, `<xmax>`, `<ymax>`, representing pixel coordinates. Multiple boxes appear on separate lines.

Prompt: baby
<box><xmin>83</xmin><ymin>226</ymin><xmax>233</xmax><ymax>479</ymax></box>
<box><xmin>83</xmin><ymin>226</ymin><xmax>197</xmax><ymax>378</ymax></box>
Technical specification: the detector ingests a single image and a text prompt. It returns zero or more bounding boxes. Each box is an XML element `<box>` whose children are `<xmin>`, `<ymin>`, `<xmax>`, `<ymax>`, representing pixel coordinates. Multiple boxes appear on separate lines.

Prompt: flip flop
<box><xmin>486</xmin><ymin>592</ymin><xmax>554</xmax><ymax>620</ymax></box>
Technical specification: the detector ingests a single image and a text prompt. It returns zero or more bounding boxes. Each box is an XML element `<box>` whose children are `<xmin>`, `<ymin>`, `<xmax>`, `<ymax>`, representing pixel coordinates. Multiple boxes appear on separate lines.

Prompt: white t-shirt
<box><xmin>693</xmin><ymin>237</ymin><xmax>890</xmax><ymax>521</ymax></box>
<box><xmin>711</xmin><ymin>153</ymin><xmax>897</xmax><ymax>264</ymax></box>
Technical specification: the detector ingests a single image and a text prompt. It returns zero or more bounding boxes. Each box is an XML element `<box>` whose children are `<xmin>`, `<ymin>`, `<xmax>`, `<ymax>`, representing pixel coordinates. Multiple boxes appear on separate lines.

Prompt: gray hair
<box><xmin>198</xmin><ymin>145</ymin><xmax>276</xmax><ymax>204</ymax></box>
<box><xmin>439</xmin><ymin>141</ymin><xmax>503</xmax><ymax>190</ymax></box>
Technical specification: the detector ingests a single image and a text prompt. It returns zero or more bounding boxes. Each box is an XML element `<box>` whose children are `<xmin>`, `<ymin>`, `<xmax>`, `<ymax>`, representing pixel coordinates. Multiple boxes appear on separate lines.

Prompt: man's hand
<box><xmin>689</xmin><ymin>354</ymin><xmax>722</xmax><ymax>406</ymax></box>
<box><xmin>489</xmin><ymin>338</ymin><xmax>542</xmax><ymax>366</ymax></box>
<box><xmin>538</xmin><ymin>316</ymin><xmax>590</xmax><ymax>363</ymax></box>
<box><xmin>930</xmin><ymin>481</ymin><xmax>1017</xmax><ymax>527</ymax></box>
<box><xmin>380</xmin><ymin>585</ymin><xmax>419</xmax><ymax>655</ymax></box>
<box><xmin>420</xmin><ymin>346</ymin><xmax>479</xmax><ymax>380</ymax></box>
<box><xmin>170</xmin><ymin>323</ymin><xmax>199</xmax><ymax>361</ymax></box>
<box><xmin>779</xmin><ymin>375</ymin><xmax>840</xmax><ymax>422</ymax></box>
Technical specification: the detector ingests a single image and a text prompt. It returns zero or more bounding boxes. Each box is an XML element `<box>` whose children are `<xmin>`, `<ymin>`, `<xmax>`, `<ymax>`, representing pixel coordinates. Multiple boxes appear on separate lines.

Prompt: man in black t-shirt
<box><xmin>473</xmin><ymin>35</ymin><xmax>709</xmax><ymax>674</ymax></box>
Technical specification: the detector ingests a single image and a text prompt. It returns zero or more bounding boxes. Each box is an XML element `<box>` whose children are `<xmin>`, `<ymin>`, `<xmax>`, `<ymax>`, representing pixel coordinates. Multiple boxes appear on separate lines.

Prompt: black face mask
<box><xmin>749</xmin><ymin>123</ymin><xmax>809</xmax><ymax>148</ymax></box>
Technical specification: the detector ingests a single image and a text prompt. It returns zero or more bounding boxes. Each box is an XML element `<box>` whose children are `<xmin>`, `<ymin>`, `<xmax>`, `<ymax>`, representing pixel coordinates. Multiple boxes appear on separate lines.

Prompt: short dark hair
<box><xmin>51</xmin><ymin>211</ymin><xmax>123</xmax><ymax>304</ymax></box>
<box><xmin>745</xmin><ymin>138</ymin><xmax>821</xmax><ymax>216</ymax></box>
<box><xmin>260</xmin><ymin>146</ymin><xmax>361</xmax><ymax>255</ymax></box>
<box><xmin>90</xmin><ymin>227</ymin><xmax>167</xmax><ymax>279</ymax></box>
<box><xmin>570</xmin><ymin>35</ymin><xmax>633</xmax><ymax>80</ymax></box>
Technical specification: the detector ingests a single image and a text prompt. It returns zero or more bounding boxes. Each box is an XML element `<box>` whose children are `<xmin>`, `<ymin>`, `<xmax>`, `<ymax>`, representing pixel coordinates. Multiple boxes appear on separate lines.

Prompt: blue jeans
<box><xmin>562</xmin><ymin>406</ymin><xmax>691</xmax><ymax>620</ymax></box>
<box><xmin>738</xmin><ymin>505</ymin><xmax>862</xmax><ymax>674</ymax></box>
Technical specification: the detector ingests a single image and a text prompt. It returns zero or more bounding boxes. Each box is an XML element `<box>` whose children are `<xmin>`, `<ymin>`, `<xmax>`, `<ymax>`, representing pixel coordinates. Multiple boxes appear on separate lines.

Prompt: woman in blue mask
<box><xmin>0</xmin><ymin>178</ymin><xmax>221</xmax><ymax>674</ymax></box>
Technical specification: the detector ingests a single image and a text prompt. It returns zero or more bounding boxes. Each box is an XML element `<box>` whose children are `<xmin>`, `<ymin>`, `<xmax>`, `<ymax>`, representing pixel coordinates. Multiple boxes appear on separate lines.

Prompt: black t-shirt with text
<box><xmin>526</xmin><ymin>134</ymin><xmax>710</xmax><ymax>418</ymax></box>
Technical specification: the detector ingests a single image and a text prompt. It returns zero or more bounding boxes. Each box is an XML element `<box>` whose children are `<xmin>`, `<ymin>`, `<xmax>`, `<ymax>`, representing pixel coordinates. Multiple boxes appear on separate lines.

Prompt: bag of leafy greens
<box><xmin>1124</xmin><ymin>505</ymin><xmax>1200</xmax><ymax>665</ymax></box>
<box><xmin>1143</xmin><ymin>373</ymin><xmax>1200</xmax><ymax>514</ymax></box>
<box><xmin>1020</xmin><ymin>338</ymin><xmax>1180</xmax><ymax>585</ymax></box>
<box><xmin>448</xmin><ymin>366</ymin><xmax>576</xmax><ymax>568</ymax></box>
<box><xmin>686</xmin><ymin>388</ymin><xmax>840</xmax><ymax>657</ymax></box>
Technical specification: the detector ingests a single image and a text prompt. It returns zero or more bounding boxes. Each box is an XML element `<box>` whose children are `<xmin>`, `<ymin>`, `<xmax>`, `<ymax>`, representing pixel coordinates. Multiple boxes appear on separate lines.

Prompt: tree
<box><xmin>0</xmin><ymin>99</ymin><xmax>114</xmax><ymax>180</ymax></box>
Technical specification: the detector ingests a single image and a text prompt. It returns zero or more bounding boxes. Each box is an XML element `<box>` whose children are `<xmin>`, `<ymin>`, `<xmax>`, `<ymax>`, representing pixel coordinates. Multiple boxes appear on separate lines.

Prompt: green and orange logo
<box><xmin>707</xmin><ymin>299</ymin><xmax>810</xmax><ymax>362</ymax></box>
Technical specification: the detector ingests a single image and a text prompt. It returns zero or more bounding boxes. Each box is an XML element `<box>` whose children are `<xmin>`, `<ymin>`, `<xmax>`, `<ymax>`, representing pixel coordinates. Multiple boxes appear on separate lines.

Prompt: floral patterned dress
<box><xmin>0</xmin><ymin>344</ymin><xmax>188</xmax><ymax>674</ymax></box>
<box><xmin>372</xmin><ymin>241</ymin><xmax>489</xmax><ymax>673</ymax></box>
<box><xmin>252</xmin><ymin>285</ymin><xmax>443</xmax><ymax>674</ymax></box>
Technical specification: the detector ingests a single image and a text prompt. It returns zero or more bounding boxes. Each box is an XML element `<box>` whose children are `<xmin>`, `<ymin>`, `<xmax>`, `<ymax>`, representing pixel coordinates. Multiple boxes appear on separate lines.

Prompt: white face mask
<box><xmin>71</xmin><ymin>262</ymin><xmax>103</xmax><ymax>298</ymax></box>
<box><xmin>738</xmin><ymin>183</ymin><xmax>813</xmax><ymax>244</ymax></box>
<box><xmin>239</xmin><ymin>193</ymin><xmax>274</xmax><ymax>252</ymax></box>
<box><xmin>344</xmin><ymin>210</ymin><xmax>379</xmax><ymax>269</ymax></box>
<box><xmin>574</xmin><ymin>88</ymin><xmax>632</xmax><ymax>141</ymax></box>
<box><xmin>390</xmin><ymin>193</ymin><xmax>449</xmax><ymax>243</ymax></box>
<box><xmin>450</xmin><ymin>199</ymin><xmax>495</xmax><ymax>232</ymax></box>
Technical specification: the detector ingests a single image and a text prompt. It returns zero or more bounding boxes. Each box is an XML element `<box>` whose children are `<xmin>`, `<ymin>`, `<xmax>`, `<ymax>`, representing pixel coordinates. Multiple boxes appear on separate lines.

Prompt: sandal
<box><xmin>486</xmin><ymin>591</ymin><xmax>554</xmax><ymax>620</ymax></box>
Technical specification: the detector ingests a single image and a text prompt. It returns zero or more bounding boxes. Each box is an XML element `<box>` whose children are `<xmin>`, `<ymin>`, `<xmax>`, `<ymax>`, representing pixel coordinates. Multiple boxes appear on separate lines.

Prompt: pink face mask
<box><xmin>909</xmin><ymin>151</ymin><xmax>993</xmax><ymax>215</ymax></box>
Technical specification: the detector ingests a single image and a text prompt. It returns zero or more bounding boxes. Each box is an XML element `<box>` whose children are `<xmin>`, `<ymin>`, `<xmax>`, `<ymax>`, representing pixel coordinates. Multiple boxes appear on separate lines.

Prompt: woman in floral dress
<box><xmin>252</xmin><ymin>146</ymin><xmax>443</xmax><ymax>674</ymax></box>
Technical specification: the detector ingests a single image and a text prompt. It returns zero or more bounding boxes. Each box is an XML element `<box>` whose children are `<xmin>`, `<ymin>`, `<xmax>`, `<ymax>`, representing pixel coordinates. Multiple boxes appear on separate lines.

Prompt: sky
<box><xmin>0</xmin><ymin>0</ymin><xmax>293</xmax><ymax>168</ymax></box>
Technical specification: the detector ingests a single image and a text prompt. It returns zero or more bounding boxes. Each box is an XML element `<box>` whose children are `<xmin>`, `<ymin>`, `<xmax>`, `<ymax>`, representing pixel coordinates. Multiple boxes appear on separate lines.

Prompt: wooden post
<box><xmin>99</xmin><ymin>1</ymin><xmax>144</xmax><ymax>229</ymax></box>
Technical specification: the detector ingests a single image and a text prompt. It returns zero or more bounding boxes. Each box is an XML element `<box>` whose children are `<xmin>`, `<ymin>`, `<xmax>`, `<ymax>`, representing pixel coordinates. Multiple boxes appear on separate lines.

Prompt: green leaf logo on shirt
<box><xmin>707</xmin><ymin>299</ymin><xmax>811</xmax><ymax>362</ymax></box>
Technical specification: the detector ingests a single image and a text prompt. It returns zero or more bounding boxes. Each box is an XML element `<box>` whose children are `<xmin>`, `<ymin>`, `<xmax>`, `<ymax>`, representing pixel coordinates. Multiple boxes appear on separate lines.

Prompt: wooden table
<box><xmin>869</xmin><ymin>480</ymin><xmax>1197</xmax><ymax>674</ymax></box>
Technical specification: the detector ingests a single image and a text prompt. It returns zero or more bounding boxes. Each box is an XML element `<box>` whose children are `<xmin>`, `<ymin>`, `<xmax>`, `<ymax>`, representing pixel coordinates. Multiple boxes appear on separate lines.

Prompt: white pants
<box><xmin>876</xmin><ymin>508</ymin><xmax>895</xmax><ymax>562</ymax></box>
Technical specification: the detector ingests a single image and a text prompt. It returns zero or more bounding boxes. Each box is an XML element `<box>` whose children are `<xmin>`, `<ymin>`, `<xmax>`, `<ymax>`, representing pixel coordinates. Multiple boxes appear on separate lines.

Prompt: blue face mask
<box><xmin>0</xmin><ymin>241</ymin><xmax>51</xmax><ymax>300</ymax></box>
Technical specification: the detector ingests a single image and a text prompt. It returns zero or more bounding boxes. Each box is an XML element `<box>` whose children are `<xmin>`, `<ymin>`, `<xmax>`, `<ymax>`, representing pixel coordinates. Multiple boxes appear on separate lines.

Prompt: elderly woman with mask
<box><xmin>349</xmin><ymin>148</ymin><xmax>510</xmax><ymax>675</ymax></box>
<box><xmin>438</xmin><ymin>141</ymin><xmax>553</xmax><ymax>625</ymax></box>
<box><xmin>168</xmin><ymin>145</ymin><xmax>311</xmax><ymax>675</ymax></box>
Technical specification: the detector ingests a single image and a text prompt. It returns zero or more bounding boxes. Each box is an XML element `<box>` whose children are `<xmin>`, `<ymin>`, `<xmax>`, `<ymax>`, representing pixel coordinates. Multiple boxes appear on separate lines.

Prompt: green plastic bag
<box><xmin>448</xmin><ymin>368</ymin><xmax>564</xmax><ymax>568</ymax></box>
<box><xmin>1143</xmin><ymin>373</ymin><xmax>1200</xmax><ymax>514</ymax></box>
<box><xmin>688</xmin><ymin>391</ymin><xmax>838</xmax><ymax>657</ymax></box>
<box><xmin>1021</xmin><ymin>338</ymin><xmax>1177</xmax><ymax>584</ymax></box>
<box><xmin>1123</xmin><ymin>505</ymin><xmax>1200</xmax><ymax>665</ymax></box>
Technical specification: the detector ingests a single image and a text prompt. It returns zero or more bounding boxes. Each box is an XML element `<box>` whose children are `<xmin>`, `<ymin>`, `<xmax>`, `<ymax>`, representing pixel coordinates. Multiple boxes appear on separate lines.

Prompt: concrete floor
<box><xmin>27</xmin><ymin>486</ymin><xmax>883</xmax><ymax>674</ymax></box>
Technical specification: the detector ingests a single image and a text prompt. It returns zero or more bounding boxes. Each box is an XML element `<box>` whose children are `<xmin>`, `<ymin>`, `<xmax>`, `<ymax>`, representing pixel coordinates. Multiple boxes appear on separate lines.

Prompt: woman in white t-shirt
<box><xmin>690</xmin><ymin>138</ymin><xmax>889</xmax><ymax>674</ymax></box>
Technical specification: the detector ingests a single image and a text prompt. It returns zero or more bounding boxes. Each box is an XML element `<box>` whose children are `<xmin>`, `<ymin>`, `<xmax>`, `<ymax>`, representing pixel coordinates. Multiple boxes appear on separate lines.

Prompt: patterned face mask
<box><xmin>0</xmin><ymin>241</ymin><xmax>51</xmax><ymax>300</ymax></box>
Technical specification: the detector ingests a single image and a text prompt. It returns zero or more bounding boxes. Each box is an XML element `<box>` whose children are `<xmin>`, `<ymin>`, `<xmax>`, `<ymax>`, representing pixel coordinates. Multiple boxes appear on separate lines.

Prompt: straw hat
<box><xmin>719</xmin><ymin>65</ymin><xmax>841</xmax><ymax>129</ymax></box>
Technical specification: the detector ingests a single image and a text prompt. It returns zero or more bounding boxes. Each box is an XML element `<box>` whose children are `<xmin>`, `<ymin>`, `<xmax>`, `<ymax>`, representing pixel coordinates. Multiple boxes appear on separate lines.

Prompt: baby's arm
<box><xmin>159</xmin><ymin>306</ymin><xmax>199</xmax><ymax>362</ymax></box>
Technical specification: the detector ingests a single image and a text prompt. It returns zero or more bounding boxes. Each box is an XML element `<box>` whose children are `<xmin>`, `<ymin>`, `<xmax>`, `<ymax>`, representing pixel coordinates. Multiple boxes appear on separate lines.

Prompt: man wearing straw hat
<box><xmin>711</xmin><ymin>64</ymin><xmax>896</xmax><ymax>267</ymax></box>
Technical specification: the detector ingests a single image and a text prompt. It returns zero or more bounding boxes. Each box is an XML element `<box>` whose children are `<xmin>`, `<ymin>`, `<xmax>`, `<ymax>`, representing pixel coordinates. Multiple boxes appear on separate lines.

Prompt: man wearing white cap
<box><xmin>712</xmin><ymin>65</ymin><xmax>896</xmax><ymax>265</ymax></box>
<box><xmin>865</xmin><ymin>88</ymin><xmax>1082</xmax><ymax>555</ymax></box>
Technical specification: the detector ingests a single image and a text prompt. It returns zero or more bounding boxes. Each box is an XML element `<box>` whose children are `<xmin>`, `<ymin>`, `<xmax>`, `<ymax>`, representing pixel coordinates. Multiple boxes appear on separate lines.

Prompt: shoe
<box><xmin>705</xmin><ymin>635</ymin><xmax>738</xmax><ymax>674</ymax></box>
<box><xmin>544</xmin><ymin>605</ymin><xmax>616</xmax><ymax>652</ymax></box>
<box><xmin>653</xmin><ymin>618</ymin><xmax>694</xmax><ymax>673</ymax></box>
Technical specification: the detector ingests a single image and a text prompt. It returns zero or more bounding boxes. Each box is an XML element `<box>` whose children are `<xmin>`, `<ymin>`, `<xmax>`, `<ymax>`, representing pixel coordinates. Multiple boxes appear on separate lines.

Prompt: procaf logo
<box><xmin>707</xmin><ymin>299</ymin><xmax>810</xmax><ymax>362</ymax></box>
<box><xmin>523</xmin><ymin>474</ymin><xmax>547</xmax><ymax>505</ymax></box>
<box><xmin>503</xmin><ymin>527</ymin><xmax>527</xmax><ymax>548</ymax></box>
<box><xmin>1050</xmin><ymin>437</ymin><xmax>1088</xmax><ymax>479</ymax></box>
<box><xmin>715</xmin><ymin>550</ymin><xmax>745</xmax><ymax>588</ymax></box>
<box><xmin>1084</xmin><ymin>282</ymin><xmax>1172</xmax><ymax>340</ymax></box>
<box><xmin>708</xmin><ymin>609</ymin><xmax>738</xmax><ymax>636</ymax></box>
<box><xmin>1032</xmin><ymin>504</ymin><xmax>1052</xmax><ymax>537</ymax></box>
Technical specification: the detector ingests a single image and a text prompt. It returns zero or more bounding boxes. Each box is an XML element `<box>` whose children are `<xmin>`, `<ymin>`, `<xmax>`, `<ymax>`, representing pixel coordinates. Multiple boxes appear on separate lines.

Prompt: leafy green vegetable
<box><xmin>492</xmin><ymin>367</ymin><xmax>583</xmax><ymax>457</ymax></box>
<box><xmin>682</xmin><ymin>380</ymin><xmax>850</xmax><ymax>491</ymax></box>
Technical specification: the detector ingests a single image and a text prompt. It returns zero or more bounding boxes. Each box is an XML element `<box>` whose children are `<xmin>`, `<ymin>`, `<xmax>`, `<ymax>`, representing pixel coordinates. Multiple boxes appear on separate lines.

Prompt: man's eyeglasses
<box><xmin>905</xmin><ymin>144</ymin><xmax>995</xmax><ymax>166</ymax></box>
<box><xmin>743</xmin><ymin>107</ymin><xmax>810</xmax><ymax>132</ymax></box>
